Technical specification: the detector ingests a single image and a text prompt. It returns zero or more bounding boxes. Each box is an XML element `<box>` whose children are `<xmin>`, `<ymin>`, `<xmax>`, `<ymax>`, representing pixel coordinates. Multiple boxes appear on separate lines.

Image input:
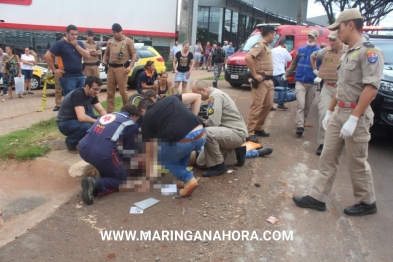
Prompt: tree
<box><xmin>315</xmin><ymin>0</ymin><xmax>393</xmax><ymax>26</ymax></box>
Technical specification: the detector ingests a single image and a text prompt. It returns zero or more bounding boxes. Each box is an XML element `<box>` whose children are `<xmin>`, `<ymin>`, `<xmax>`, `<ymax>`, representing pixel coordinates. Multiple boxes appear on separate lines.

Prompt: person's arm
<box><xmin>74</xmin><ymin>106</ymin><xmax>98</xmax><ymax>124</ymax></box>
<box><xmin>92</xmin><ymin>103</ymin><xmax>107</xmax><ymax>117</ymax></box>
<box><xmin>328</xmin><ymin>89</ymin><xmax>338</xmax><ymax>112</ymax></box>
<box><xmin>71</xmin><ymin>40</ymin><xmax>90</xmax><ymax>59</ymax></box>
<box><xmin>168</xmin><ymin>81</ymin><xmax>173</xmax><ymax>95</ymax></box>
<box><xmin>187</xmin><ymin>57</ymin><xmax>194</xmax><ymax>79</ymax></box>
<box><xmin>245</xmin><ymin>53</ymin><xmax>262</xmax><ymax>83</ymax></box>
<box><xmin>181</xmin><ymin>93</ymin><xmax>202</xmax><ymax>115</ymax></box>
<box><xmin>173</xmin><ymin>55</ymin><xmax>178</xmax><ymax>73</ymax></box>
<box><xmin>285</xmin><ymin>50</ymin><xmax>292</xmax><ymax>62</ymax></box>
<box><xmin>285</xmin><ymin>54</ymin><xmax>299</xmax><ymax>76</ymax></box>
<box><xmin>45</xmin><ymin>51</ymin><xmax>63</xmax><ymax>74</ymax></box>
<box><xmin>16</xmin><ymin>56</ymin><xmax>21</xmax><ymax>76</ymax></box>
<box><xmin>102</xmin><ymin>46</ymin><xmax>110</xmax><ymax>65</ymax></box>
<box><xmin>126</xmin><ymin>39</ymin><xmax>137</xmax><ymax>74</ymax></box>
<box><xmin>207</xmin><ymin>95</ymin><xmax>223</xmax><ymax>127</ymax></box>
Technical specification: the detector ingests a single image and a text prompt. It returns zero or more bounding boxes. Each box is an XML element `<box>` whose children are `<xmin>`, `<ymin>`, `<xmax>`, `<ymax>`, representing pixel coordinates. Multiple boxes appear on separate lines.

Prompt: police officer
<box><xmin>83</xmin><ymin>30</ymin><xmax>101</xmax><ymax>77</ymax></box>
<box><xmin>102</xmin><ymin>23</ymin><xmax>137</xmax><ymax>113</ymax></box>
<box><xmin>293</xmin><ymin>9</ymin><xmax>384</xmax><ymax>216</ymax></box>
<box><xmin>79</xmin><ymin>103</ymin><xmax>140</xmax><ymax>205</ymax></box>
<box><xmin>285</xmin><ymin>29</ymin><xmax>321</xmax><ymax>136</ymax></box>
<box><xmin>310</xmin><ymin>30</ymin><xmax>348</xmax><ymax>155</ymax></box>
<box><xmin>191</xmin><ymin>80</ymin><xmax>248</xmax><ymax>177</ymax></box>
<box><xmin>211</xmin><ymin>42</ymin><xmax>226</xmax><ymax>88</ymax></box>
<box><xmin>245</xmin><ymin>24</ymin><xmax>276</xmax><ymax>143</ymax></box>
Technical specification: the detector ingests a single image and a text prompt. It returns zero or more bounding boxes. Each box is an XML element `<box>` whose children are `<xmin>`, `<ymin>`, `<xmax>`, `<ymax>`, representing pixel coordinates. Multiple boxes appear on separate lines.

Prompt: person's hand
<box><xmin>101</xmin><ymin>61</ymin><xmax>107</xmax><ymax>66</ymax></box>
<box><xmin>54</xmin><ymin>68</ymin><xmax>65</xmax><ymax>75</ymax></box>
<box><xmin>254</xmin><ymin>74</ymin><xmax>263</xmax><ymax>83</ymax></box>
<box><xmin>314</xmin><ymin>77</ymin><xmax>322</xmax><ymax>84</ymax></box>
<box><xmin>174</xmin><ymin>69</ymin><xmax>178</xmax><ymax>73</ymax></box>
<box><xmin>69</xmin><ymin>39</ymin><xmax>78</xmax><ymax>47</ymax></box>
<box><xmin>124</xmin><ymin>67</ymin><xmax>131</xmax><ymax>74</ymax></box>
<box><xmin>281</xmin><ymin>75</ymin><xmax>287</xmax><ymax>81</ymax></box>
<box><xmin>322</xmin><ymin>110</ymin><xmax>333</xmax><ymax>130</ymax></box>
<box><xmin>339</xmin><ymin>115</ymin><xmax>359</xmax><ymax>138</ymax></box>
<box><xmin>18</xmin><ymin>73</ymin><xmax>21</xmax><ymax>78</ymax></box>
<box><xmin>186</xmin><ymin>72</ymin><xmax>191</xmax><ymax>79</ymax></box>
<box><xmin>313</xmin><ymin>69</ymin><xmax>319</xmax><ymax>76</ymax></box>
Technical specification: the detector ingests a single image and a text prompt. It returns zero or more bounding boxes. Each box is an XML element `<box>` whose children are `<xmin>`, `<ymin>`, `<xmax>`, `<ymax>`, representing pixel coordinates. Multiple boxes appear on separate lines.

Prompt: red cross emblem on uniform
<box><xmin>99</xmin><ymin>114</ymin><xmax>117</xmax><ymax>125</ymax></box>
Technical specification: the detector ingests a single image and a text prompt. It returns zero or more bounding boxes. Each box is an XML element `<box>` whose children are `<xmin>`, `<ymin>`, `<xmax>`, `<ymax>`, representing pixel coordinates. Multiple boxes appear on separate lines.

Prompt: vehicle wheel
<box><xmin>128</xmin><ymin>93</ymin><xmax>144</xmax><ymax>106</ymax></box>
<box><xmin>230</xmin><ymin>83</ymin><xmax>242</xmax><ymax>88</ymax></box>
<box><xmin>31</xmin><ymin>76</ymin><xmax>41</xmax><ymax>90</ymax></box>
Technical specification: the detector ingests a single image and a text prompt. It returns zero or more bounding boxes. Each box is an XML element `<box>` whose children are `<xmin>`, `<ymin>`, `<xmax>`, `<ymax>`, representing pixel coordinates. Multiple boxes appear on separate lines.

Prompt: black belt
<box><xmin>259</xmin><ymin>73</ymin><xmax>273</xmax><ymax>81</ymax></box>
<box><xmin>178</xmin><ymin>130</ymin><xmax>206</xmax><ymax>143</ymax></box>
<box><xmin>84</xmin><ymin>61</ymin><xmax>100</xmax><ymax>66</ymax></box>
<box><xmin>108</xmin><ymin>63</ymin><xmax>125</xmax><ymax>68</ymax></box>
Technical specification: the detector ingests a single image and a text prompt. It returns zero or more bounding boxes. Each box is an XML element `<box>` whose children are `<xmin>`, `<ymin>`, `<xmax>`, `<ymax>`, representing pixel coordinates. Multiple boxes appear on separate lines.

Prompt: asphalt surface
<box><xmin>0</xmin><ymin>81</ymin><xmax>393</xmax><ymax>261</ymax></box>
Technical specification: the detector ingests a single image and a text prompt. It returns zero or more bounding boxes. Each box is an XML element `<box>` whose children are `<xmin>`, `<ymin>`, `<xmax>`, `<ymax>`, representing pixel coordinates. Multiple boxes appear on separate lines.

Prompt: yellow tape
<box><xmin>37</xmin><ymin>74</ymin><xmax>55</xmax><ymax>112</ymax></box>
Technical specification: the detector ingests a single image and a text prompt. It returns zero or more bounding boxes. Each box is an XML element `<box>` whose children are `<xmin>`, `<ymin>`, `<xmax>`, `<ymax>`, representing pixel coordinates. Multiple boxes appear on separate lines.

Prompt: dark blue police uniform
<box><xmin>79</xmin><ymin>111</ymin><xmax>139</xmax><ymax>195</ymax></box>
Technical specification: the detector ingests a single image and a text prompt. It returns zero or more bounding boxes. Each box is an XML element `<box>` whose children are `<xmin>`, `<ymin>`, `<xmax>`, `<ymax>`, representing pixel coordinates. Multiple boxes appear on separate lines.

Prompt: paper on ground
<box><xmin>130</xmin><ymin>206</ymin><xmax>144</xmax><ymax>214</ymax></box>
<box><xmin>161</xmin><ymin>184</ymin><xmax>177</xmax><ymax>195</ymax></box>
<box><xmin>134</xmin><ymin>198</ymin><xmax>160</xmax><ymax>210</ymax></box>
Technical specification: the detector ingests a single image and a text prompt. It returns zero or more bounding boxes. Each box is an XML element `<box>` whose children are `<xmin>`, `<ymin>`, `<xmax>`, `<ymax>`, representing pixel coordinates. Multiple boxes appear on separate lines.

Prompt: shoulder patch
<box><xmin>207</xmin><ymin>97</ymin><xmax>214</xmax><ymax>107</ymax></box>
<box><xmin>208</xmin><ymin>107</ymin><xmax>214</xmax><ymax>115</ymax></box>
<box><xmin>366</xmin><ymin>49</ymin><xmax>378</xmax><ymax>63</ymax></box>
<box><xmin>363</xmin><ymin>42</ymin><xmax>375</xmax><ymax>48</ymax></box>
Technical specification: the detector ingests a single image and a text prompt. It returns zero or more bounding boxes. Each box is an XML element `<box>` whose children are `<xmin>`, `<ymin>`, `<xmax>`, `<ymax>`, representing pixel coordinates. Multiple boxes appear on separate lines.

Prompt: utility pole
<box><xmin>297</xmin><ymin>0</ymin><xmax>303</xmax><ymax>25</ymax></box>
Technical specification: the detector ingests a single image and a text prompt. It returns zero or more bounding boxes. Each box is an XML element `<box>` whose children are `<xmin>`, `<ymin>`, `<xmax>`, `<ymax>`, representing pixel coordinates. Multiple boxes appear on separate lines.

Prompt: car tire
<box><xmin>230</xmin><ymin>83</ymin><xmax>242</xmax><ymax>88</ymax></box>
<box><xmin>31</xmin><ymin>76</ymin><xmax>41</xmax><ymax>90</ymax></box>
<box><xmin>128</xmin><ymin>93</ymin><xmax>144</xmax><ymax>106</ymax></box>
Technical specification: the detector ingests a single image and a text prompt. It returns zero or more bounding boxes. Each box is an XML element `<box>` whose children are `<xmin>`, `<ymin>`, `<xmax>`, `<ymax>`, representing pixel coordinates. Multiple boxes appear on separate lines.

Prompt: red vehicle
<box><xmin>225</xmin><ymin>24</ymin><xmax>331</xmax><ymax>88</ymax></box>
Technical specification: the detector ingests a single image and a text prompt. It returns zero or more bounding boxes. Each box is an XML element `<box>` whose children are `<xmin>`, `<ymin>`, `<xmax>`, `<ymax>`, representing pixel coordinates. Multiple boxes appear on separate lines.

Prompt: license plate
<box><xmin>230</xmin><ymin>75</ymin><xmax>239</xmax><ymax>79</ymax></box>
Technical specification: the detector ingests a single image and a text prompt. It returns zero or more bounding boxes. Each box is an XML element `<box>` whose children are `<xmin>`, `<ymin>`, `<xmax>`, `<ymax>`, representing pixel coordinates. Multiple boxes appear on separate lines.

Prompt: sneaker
<box><xmin>179</xmin><ymin>177</ymin><xmax>199</xmax><ymax>197</ymax></box>
<box><xmin>255</xmin><ymin>130</ymin><xmax>270</xmax><ymax>137</ymax></box>
<box><xmin>258</xmin><ymin>146</ymin><xmax>273</xmax><ymax>156</ymax></box>
<box><xmin>81</xmin><ymin>177</ymin><xmax>101</xmax><ymax>205</ymax></box>
<box><xmin>344</xmin><ymin>202</ymin><xmax>377</xmax><ymax>216</ymax></box>
<box><xmin>296</xmin><ymin>127</ymin><xmax>304</xmax><ymax>135</ymax></box>
<box><xmin>28</xmin><ymin>91</ymin><xmax>34</xmax><ymax>94</ymax></box>
<box><xmin>65</xmin><ymin>141</ymin><xmax>78</xmax><ymax>154</ymax></box>
<box><xmin>293</xmin><ymin>195</ymin><xmax>326</xmax><ymax>211</ymax></box>
<box><xmin>316</xmin><ymin>144</ymin><xmax>323</xmax><ymax>156</ymax></box>
<box><xmin>246</xmin><ymin>135</ymin><xmax>258</xmax><ymax>143</ymax></box>
<box><xmin>277</xmin><ymin>104</ymin><xmax>288</xmax><ymax>110</ymax></box>
<box><xmin>235</xmin><ymin>146</ymin><xmax>247</xmax><ymax>167</ymax></box>
<box><xmin>270</xmin><ymin>107</ymin><xmax>276</xmax><ymax>111</ymax></box>
<box><xmin>53</xmin><ymin>106</ymin><xmax>60</xmax><ymax>111</ymax></box>
<box><xmin>202</xmin><ymin>162</ymin><xmax>227</xmax><ymax>177</ymax></box>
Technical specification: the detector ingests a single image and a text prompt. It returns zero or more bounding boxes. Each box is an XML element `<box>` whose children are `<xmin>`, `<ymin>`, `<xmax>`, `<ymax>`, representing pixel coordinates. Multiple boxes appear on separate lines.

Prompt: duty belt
<box><xmin>84</xmin><ymin>61</ymin><xmax>100</xmax><ymax>66</ymax></box>
<box><xmin>178</xmin><ymin>130</ymin><xmax>206</xmax><ymax>143</ymax></box>
<box><xmin>337</xmin><ymin>100</ymin><xmax>356</xmax><ymax>109</ymax></box>
<box><xmin>108</xmin><ymin>63</ymin><xmax>125</xmax><ymax>68</ymax></box>
<box><xmin>259</xmin><ymin>73</ymin><xmax>273</xmax><ymax>81</ymax></box>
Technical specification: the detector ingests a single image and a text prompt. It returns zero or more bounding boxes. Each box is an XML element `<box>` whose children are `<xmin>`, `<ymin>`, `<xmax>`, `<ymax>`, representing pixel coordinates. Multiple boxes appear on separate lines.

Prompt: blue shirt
<box><xmin>137</xmin><ymin>71</ymin><xmax>158</xmax><ymax>94</ymax></box>
<box><xmin>49</xmin><ymin>39</ymin><xmax>86</xmax><ymax>77</ymax></box>
<box><xmin>226</xmin><ymin>46</ymin><xmax>235</xmax><ymax>57</ymax></box>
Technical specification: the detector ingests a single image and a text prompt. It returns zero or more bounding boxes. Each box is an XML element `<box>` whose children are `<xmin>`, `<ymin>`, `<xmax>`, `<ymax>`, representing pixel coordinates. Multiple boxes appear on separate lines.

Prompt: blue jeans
<box><xmin>246</xmin><ymin>149</ymin><xmax>259</xmax><ymax>158</ymax></box>
<box><xmin>57</xmin><ymin>119</ymin><xmax>92</xmax><ymax>147</ymax></box>
<box><xmin>158</xmin><ymin>128</ymin><xmax>206</xmax><ymax>183</ymax></box>
<box><xmin>59</xmin><ymin>75</ymin><xmax>86</xmax><ymax>96</ymax></box>
<box><xmin>273</xmin><ymin>74</ymin><xmax>287</xmax><ymax>106</ymax></box>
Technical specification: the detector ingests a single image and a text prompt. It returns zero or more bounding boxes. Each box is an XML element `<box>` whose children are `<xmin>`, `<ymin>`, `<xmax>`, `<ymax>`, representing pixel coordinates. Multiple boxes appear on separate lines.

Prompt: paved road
<box><xmin>0</xmin><ymin>81</ymin><xmax>392</xmax><ymax>261</ymax></box>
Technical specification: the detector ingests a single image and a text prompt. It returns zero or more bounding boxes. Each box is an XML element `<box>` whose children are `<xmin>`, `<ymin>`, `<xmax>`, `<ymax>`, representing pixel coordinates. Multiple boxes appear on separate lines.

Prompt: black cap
<box><xmin>112</xmin><ymin>23</ymin><xmax>122</xmax><ymax>32</ymax></box>
<box><xmin>86</xmin><ymin>30</ymin><xmax>94</xmax><ymax>36</ymax></box>
<box><xmin>256</xmin><ymin>24</ymin><xmax>277</xmax><ymax>31</ymax></box>
<box><xmin>216</xmin><ymin>42</ymin><xmax>222</xmax><ymax>46</ymax></box>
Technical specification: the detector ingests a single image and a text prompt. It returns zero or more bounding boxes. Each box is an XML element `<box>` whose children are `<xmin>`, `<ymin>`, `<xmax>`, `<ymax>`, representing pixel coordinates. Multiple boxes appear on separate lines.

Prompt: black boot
<box><xmin>255</xmin><ymin>130</ymin><xmax>270</xmax><ymax>137</ymax></box>
<box><xmin>296</xmin><ymin>127</ymin><xmax>304</xmax><ymax>135</ymax></box>
<box><xmin>293</xmin><ymin>195</ymin><xmax>326</xmax><ymax>211</ymax></box>
<box><xmin>212</xmin><ymin>81</ymin><xmax>217</xmax><ymax>88</ymax></box>
<box><xmin>235</xmin><ymin>146</ymin><xmax>247</xmax><ymax>167</ymax></box>
<box><xmin>344</xmin><ymin>202</ymin><xmax>377</xmax><ymax>216</ymax></box>
<box><xmin>258</xmin><ymin>146</ymin><xmax>273</xmax><ymax>156</ymax></box>
<box><xmin>246</xmin><ymin>135</ymin><xmax>258</xmax><ymax>143</ymax></box>
<box><xmin>81</xmin><ymin>177</ymin><xmax>101</xmax><ymax>205</ymax></box>
<box><xmin>202</xmin><ymin>162</ymin><xmax>227</xmax><ymax>177</ymax></box>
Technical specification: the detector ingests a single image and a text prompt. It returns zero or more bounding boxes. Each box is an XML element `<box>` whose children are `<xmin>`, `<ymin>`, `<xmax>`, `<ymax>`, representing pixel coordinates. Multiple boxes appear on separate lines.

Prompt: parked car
<box><xmin>367</xmin><ymin>34</ymin><xmax>393</xmax><ymax>135</ymax></box>
<box><xmin>225</xmin><ymin>24</ymin><xmax>330</xmax><ymax>88</ymax></box>
<box><xmin>0</xmin><ymin>65</ymin><xmax>48</xmax><ymax>90</ymax></box>
<box><xmin>101</xmin><ymin>43</ymin><xmax>166</xmax><ymax>88</ymax></box>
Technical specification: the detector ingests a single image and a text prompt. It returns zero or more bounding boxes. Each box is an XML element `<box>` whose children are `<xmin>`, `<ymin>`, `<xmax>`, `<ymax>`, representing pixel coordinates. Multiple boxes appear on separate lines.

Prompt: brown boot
<box><xmin>179</xmin><ymin>178</ymin><xmax>198</xmax><ymax>197</ymax></box>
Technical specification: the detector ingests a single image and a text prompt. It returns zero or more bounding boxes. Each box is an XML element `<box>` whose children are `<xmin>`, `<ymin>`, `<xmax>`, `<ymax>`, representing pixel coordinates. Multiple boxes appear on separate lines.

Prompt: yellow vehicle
<box><xmin>102</xmin><ymin>43</ymin><xmax>166</xmax><ymax>87</ymax></box>
<box><xmin>31</xmin><ymin>65</ymin><xmax>51</xmax><ymax>90</ymax></box>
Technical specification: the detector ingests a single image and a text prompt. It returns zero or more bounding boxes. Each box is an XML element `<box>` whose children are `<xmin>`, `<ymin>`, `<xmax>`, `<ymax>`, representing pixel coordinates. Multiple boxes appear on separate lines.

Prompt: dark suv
<box><xmin>367</xmin><ymin>35</ymin><xmax>393</xmax><ymax>135</ymax></box>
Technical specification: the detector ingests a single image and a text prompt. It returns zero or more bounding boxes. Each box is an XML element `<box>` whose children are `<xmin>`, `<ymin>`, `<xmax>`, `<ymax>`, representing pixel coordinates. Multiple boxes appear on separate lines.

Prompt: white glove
<box><xmin>339</xmin><ymin>115</ymin><xmax>359</xmax><ymax>138</ymax></box>
<box><xmin>281</xmin><ymin>75</ymin><xmax>287</xmax><ymax>81</ymax></box>
<box><xmin>313</xmin><ymin>69</ymin><xmax>319</xmax><ymax>76</ymax></box>
<box><xmin>314</xmin><ymin>77</ymin><xmax>322</xmax><ymax>84</ymax></box>
<box><xmin>322</xmin><ymin>110</ymin><xmax>333</xmax><ymax>131</ymax></box>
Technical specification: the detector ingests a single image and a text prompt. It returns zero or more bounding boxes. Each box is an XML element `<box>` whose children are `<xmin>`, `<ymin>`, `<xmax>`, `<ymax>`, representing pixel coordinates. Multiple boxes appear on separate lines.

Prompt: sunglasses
<box><xmin>91</xmin><ymin>88</ymin><xmax>101</xmax><ymax>92</ymax></box>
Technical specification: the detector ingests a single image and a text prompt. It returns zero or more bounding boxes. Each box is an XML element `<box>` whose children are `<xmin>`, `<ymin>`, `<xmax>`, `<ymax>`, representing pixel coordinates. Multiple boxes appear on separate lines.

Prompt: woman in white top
<box><xmin>21</xmin><ymin>47</ymin><xmax>36</xmax><ymax>94</ymax></box>
<box><xmin>194</xmin><ymin>41</ymin><xmax>203</xmax><ymax>70</ymax></box>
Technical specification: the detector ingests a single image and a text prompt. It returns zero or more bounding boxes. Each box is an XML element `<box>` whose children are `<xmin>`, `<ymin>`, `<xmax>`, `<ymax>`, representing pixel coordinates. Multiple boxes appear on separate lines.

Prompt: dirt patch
<box><xmin>37</xmin><ymin>138</ymin><xmax>67</xmax><ymax>151</ymax></box>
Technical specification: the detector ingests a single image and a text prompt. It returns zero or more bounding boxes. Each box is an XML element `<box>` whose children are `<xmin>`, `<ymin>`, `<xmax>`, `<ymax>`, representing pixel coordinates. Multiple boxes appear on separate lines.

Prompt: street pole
<box><xmin>297</xmin><ymin>0</ymin><xmax>303</xmax><ymax>25</ymax></box>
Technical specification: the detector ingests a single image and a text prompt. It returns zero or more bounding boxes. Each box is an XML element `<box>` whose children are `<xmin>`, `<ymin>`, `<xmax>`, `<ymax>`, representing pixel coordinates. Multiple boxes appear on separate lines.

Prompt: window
<box><xmin>241</xmin><ymin>34</ymin><xmax>262</xmax><ymax>52</ymax></box>
<box><xmin>208</xmin><ymin>7</ymin><xmax>223</xmax><ymax>43</ymax></box>
<box><xmin>137</xmin><ymin>48</ymin><xmax>156</xmax><ymax>59</ymax></box>
<box><xmin>284</xmin><ymin>35</ymin><xmax>295</xmax><ymax>52</ymax></box>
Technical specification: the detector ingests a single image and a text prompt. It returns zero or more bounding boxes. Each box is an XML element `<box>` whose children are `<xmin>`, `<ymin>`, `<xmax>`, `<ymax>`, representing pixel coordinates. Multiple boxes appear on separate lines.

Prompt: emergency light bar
<box><xmin>363</xmin><ymin>26</ymin><xmax>393</xmax><ymax>31</ymax></box>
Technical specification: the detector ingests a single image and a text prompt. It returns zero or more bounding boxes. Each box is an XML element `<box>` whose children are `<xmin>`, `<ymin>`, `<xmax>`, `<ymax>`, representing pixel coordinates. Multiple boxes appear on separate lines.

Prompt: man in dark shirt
<box><xmin>139</xmin><ymin>93</ymin><xmax>206</xmax><ymax>197</ymax></box>
<box><xmin>45</xmin><ymin>24</ymin><xmax>90</xmax><ymax>96</ymax></box>
<box><xmin>211</xmin><ymin>42</ymin><xmax>226</xmax><ymax>88</ymax></box>
<box><xmin>79</xmin><ymin>103</ymin><xmax>140</xmax><ymax>205</ymax></box>
<box><xmin>57</xmin><ymin>76</ymin><xmax>107</xmax><ymax>153</ymax></box>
